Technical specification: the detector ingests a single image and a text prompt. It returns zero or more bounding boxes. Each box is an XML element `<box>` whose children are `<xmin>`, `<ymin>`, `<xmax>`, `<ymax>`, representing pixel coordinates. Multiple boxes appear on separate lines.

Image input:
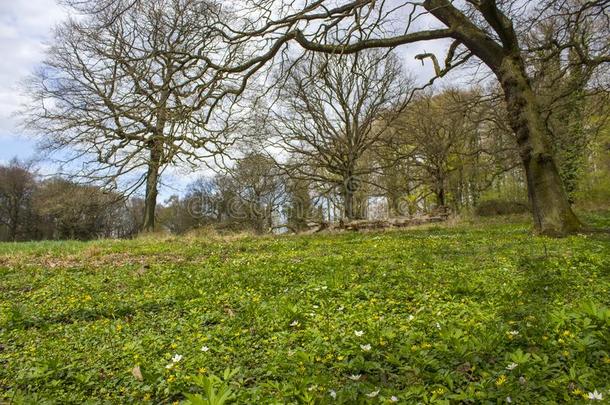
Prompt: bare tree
<box><xmin>385</xmin><ymin>88</ymin><xmax>520</xmax><ymax>211</ymax></box>
<box><xmin>268</xmin><ymin>50</ymin><xmax>411</xmax><ymax>220</ymax></box>
<box><xmin>283</xmin><ymin>176</ymin><xmax>320</xmax><ymax>232</ymax></box>
<box><xmin>22</xmin><ymin>0</ymin><xmax>242</xmax><ymax>231</ymax></box>
<box><xmin>229</xmin><ymin>153</ymin><xmax>286</xmax><ymax>233</ymax></box>
<box><xmin>204</xmin><ymin>0</ymin><xmax>609</xmax><ymax>235</ymax></box>
<box><xmin>34</xmin><ymin>178</ymin><xmax>126</xmax><ymax>240</ymax></box>
<box><xmin>0</xmin><ymin>159</ymin><xmax>37</xmax><ymax>241</ymax></box>
<box><xmin>400</xmin><ymin>91</ymin><xmax>472</xmax><ymax>208</ymax></box>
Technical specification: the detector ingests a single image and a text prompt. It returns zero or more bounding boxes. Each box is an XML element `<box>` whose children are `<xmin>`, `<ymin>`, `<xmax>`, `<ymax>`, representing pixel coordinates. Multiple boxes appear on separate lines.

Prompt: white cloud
<box><xmin>0</xmin><ymin>0</ymin><xmax>67</xmax><ymax>140</ymax></box>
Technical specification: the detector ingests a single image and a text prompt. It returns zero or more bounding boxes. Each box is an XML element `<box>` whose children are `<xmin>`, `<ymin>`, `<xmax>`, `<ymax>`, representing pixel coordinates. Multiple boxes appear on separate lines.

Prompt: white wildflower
<box><xmin>506</xmin><ymin>362</ymin><xmax>518</xmax><ymax>370</ymax></box>
<box><xmin>329</xmin><ymin>390</ymin><xmax>337</xmax><ymax>399</ymax></box>
<box><xmin>588</xmin><ymin>390</ymin><xmax>603</xmax><ymax>400</ymax></box>
<box><xmin>360</xmin><ymin>344</ymin><xmax>371</xmax><ymax>352</ymax></box>
<box><xmin>508</xmin><ymin>330</ymin><xmax>519</xmax><ymax>336</ymax></box>
<box><xmin>354</xmin><ymin>330</ymin><xmax>364</xmax><ymax>337</ymax></box>
<box><xmin>290</xmin><ymin>320</ymin><xmax>299</xmax><ymax>327</ymax></box>
<box><xmin>166</xmin><ymin>353</ymin><xmax>183</xmax><ymax>369</ymax></box>
<box><xmin>201</xmin><ymin>346</ymin><xmax>209</xmax><ymax>352</ymax></box>
<box><xmin>390</xmin><ymin>396</ymin><xmax>399</xmax><ymax>402</ymax></box>
<box><xmin>506</xmin><ymin>396</ymin><xmax>512</xmax><ymax>403</ymax></box>
<box><xmin>366</xmin><ymin>389</ymin><xmax>380</xmax><ymax>398</ymax></box>
<box><xmin>348</xmin><ymin>374</ymin><xmax>361</xmax><ymax>381</ymax></box>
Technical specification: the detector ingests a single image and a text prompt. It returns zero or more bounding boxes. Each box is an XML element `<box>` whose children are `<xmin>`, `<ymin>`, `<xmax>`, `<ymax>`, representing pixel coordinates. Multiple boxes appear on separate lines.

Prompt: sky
<box><xmin>0</xmin><ymin>0</ymin><xmax>67</xmax><ymax>164</ymax></box>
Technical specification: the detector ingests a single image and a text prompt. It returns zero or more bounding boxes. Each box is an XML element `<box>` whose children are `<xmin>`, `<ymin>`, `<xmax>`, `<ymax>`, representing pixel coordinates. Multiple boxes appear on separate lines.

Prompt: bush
<box><xmin>475</xmin><ymin>199</ymin><xmax>529</xmax><ymax>216</ymax></box>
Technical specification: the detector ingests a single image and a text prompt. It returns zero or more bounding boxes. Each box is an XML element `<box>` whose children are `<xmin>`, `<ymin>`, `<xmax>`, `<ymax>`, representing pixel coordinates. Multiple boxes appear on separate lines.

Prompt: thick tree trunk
<box><xmin>344</xmin><ymin>189</ymin><xmax>355</xmax><ymax>220</ymax></box>
<box><xmin>142</xmin><ymin>141</ymin><xmax>162</xmax><ymax>232</ymax></box>
<box><xmin>422</xmin><ymin>0</ymin><xmax>582</xmax><ymax>236</ymax></box>
<box><xmin>343</xmin><ymin>172</ymin><xmax>359</xmax><ymax>220</ymax></box>
<box><xmin>497</xmin><ymin>56</ymin><xmax>582</xmax><ymax>236</ymax></box>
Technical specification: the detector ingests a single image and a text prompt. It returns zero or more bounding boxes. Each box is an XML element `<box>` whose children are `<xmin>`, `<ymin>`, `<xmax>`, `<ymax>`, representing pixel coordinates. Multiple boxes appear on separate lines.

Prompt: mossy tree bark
<box><xmin>423</xmin><ymin>0</ymin><xmax>582</xmax><ymax>235</ymax></box>
<box><xmin>497</xmin><ymin>56</ymin><xmax>582</xmax><ymax>235</ymax></box>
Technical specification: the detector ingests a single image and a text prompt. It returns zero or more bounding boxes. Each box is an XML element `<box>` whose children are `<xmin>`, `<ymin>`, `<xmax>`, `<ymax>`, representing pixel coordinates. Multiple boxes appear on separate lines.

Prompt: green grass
<box><xmin>1</xmin><ymin>216</ymin><xmax>609</xmax><ymax>404</ymax></box>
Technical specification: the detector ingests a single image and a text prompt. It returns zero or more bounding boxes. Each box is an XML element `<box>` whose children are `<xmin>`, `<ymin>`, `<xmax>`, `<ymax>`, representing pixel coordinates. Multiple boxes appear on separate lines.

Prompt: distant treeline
<box><xmin>0</xmin><ymin>160</ymin><xmax>143</xmax><ymax>241</ymax></box>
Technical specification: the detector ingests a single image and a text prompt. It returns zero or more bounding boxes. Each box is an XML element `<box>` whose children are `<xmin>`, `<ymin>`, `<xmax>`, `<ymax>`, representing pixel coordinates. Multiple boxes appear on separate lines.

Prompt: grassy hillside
<box><xmin>1</xmin><ymin>216</ymin><xmax>609</xmax><ymax>403</ymax></box>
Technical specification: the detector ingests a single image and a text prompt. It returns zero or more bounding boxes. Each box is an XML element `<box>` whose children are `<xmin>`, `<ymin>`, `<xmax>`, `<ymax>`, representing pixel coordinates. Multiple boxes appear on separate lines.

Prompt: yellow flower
<box><xmin>495</xmin><ymin>375</ymin><xmax>507</xmax><ymax>386</ymax></box>
<box><xmin>198</xmin><ymin>367</ymin><xmax>207</xmax><ymax>374</ymax></box>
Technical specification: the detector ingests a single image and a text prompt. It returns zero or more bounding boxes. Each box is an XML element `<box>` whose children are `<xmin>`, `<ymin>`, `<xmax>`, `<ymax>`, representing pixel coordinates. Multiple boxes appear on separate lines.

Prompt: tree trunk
<box><xmin>435</xmin><ymin>177</ymin><xmax>446</xmax><ymax>208</ymax></box>
<box><xmin>497</xmin><ymin>56</ymin><xmax>582</xmax><ymax>236</ymax></box>
<box><xmin>422</xmin><ymin>0</ymin><xmax>582</xmax><ymax>236</ymax></box>
<box><xmin>142</xmin><ymin>140</ymin><xmax>162</xmax><ymax>232</ymax></box>
<box><xmin>436</xmin><ymin>188</ymin><xmax>445</xmax><ymax>208</ymax></box>
<box><xmin>387</xmin><ymin>193</ymin><xmax>400</xmax><ymax>217</ymax></box>
<box><xmin>8</xmin><ymin>219</ymin><xmax>17</xmax><ymax>242</ymax></box>
<box><xmin>343</xmin><ymin>171</ymin><xmax>360</xmax><ymax>220</ymax></box>
<box><xmin>266</xmin><ymin>205</ymin><xmax>273</xmax><ymax>232</ymax></box>
<box><xmin>344</xmin><ymin>189</ymin><xmax>355</xmax><ymax>220</ymax></box>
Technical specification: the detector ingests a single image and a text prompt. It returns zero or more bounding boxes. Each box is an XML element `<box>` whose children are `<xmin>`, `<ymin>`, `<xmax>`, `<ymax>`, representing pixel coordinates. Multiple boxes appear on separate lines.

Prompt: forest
<box><xmin>1</xmin><ymin>0</ymin><xmax>609</xmax><ymax>403</ymax></box>
<box><xmin>1</xmin><ymin>0</ymin><xmax>609</xmax><ymax>240</ymax></box>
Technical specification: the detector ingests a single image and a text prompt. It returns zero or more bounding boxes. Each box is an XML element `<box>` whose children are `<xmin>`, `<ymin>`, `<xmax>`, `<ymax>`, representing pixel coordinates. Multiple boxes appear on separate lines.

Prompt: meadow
<box><xmin>1</xmin><ymin>214</ymin><xmax>609</xmax><ymax>404</ymax></box>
